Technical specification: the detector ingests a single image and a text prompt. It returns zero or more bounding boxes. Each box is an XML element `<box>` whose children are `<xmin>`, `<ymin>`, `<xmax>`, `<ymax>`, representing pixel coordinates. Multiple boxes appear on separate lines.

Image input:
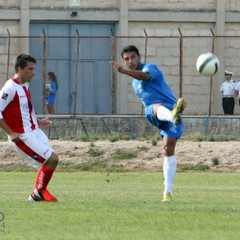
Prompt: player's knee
<box><xmin>51</xmin><ymin>154</ymin><xmax>59</xmax><ymax>165</ymax></box>
<box><xmin>47</xmin><ymin>153</ymin><xmax>59</xmax><ymax>168</ymax></box>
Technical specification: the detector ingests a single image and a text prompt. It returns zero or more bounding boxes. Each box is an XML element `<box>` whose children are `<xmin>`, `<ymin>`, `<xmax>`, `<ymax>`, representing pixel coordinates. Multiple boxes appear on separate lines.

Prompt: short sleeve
<box><xmin>0</xmin><ymin>85</ymin><xmax>15</xmax><ymax>118</ymax></box>
<box><xmin>142</xmin><ymin>64</ymin><xmax>163</xmax><ymax>82</ymax></box>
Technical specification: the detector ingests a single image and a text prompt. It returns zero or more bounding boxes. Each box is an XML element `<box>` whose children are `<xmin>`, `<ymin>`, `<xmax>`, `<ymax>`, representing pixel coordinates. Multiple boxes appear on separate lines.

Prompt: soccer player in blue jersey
<box><xmin>111</xmin><ymin>45</ymin><xmax>186</xmax><ymax>202</ymax></box>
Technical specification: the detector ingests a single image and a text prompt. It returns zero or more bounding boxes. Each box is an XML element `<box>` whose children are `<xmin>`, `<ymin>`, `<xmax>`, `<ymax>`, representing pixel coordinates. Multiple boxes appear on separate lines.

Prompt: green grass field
<box><xmin>1</xmin><ymin>172</ymin><xmax>240</xmax><ymax>240</ymax></box>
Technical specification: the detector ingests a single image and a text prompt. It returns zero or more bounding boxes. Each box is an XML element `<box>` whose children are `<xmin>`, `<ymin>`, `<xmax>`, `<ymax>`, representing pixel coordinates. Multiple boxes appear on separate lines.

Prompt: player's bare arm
<box><xmin>110</xmin><ymin>61</ymin><xmax>150</xmax><ymax>81</ymax></box>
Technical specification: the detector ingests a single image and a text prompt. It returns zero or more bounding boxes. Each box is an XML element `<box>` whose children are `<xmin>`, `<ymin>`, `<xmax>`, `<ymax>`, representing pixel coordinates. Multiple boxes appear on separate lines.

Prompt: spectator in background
<box><xmin>220</xmin><ymin>70</ymin><xmax>236</xmax><ymax>115</ymax></box>
<box><xmin>234</xmin><ymin>80</ymin><xmax>240</xmax><ymax>106</ymax></box>
<box><xmin>46</xmin><ymin>72</ymin><xmax>58</xmax><ymax>114</ymax></box>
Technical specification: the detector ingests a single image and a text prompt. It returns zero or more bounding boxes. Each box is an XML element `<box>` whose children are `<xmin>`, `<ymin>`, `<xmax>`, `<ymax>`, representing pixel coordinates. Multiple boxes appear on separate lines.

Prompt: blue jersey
<box><xmin>132</xmin><ymin>64</ymin><xmax>177</xmax><ymax>110</ymax></box>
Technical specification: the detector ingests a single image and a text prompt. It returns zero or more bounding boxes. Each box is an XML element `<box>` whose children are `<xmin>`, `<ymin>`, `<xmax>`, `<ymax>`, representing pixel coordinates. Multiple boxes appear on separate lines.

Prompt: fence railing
<box><xmin>1</xmin><ymin>29</ymin><xmax>240</xmax><ymax>115</ymax></box>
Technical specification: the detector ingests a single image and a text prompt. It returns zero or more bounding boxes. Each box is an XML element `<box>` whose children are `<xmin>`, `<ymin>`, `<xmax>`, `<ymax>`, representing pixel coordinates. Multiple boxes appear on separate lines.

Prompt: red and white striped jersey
<box><xmin>0</xmin><ymin>78</ymin><xmax>38</xmax><ymax>134</ymax></box>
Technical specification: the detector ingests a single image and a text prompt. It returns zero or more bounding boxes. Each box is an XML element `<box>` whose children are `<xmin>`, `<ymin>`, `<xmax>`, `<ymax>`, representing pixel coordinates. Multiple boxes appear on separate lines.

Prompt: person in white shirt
<box><xmin>220</xmin><ymin>70</ymin><xmax>236</xmax><ymax>114</ymax></box>
<box><xmin>234</xmin><ymin>80</ymin><xmax>240</xmax><ymax>106</ymax></box>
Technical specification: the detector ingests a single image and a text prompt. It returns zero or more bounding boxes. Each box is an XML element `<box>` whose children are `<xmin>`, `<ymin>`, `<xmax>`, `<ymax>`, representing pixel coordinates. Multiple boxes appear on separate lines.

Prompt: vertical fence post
<box><xmin>42</xmin><ymin>28</ymin><xmax>47</xmax><ymax>114</ymax></box>
<box><xmin>74</xmin><ymin>29</ymin><xmax>80</xmax><ymax>117</ymax></box>
<box><xmin>6</xmin><ymin>29</ymin><xmax>11</xmax><ymax>81</ymax></box>
<box><xmin>142</xmin><ymin>29</ymin><xmax>148</xmax><ymax>115</ymax></box>
<box><xmin>143</xmin><ymin>29</ymin><xmax>148</xmax><ymax>64</ymax></box>
<box><xmin>209</xmin><ymin>28</ymin><xmax>215</xmax><ymax>116</ymax></box>
<box><xmin>178</xmin><ymin>28</ymin><xmax>183</xmax><ymax>98</ymax></box>
<box><xmin>110</xmin><ymin>29</ymin><xmax>115</xmax><ymax>114</ymax></box>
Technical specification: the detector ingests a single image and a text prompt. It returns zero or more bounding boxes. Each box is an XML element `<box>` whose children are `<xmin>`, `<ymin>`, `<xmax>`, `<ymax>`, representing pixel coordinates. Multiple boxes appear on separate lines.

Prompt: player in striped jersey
<box><xmin>0</xmin><ymin>54</ymin><xmax>59</xmax><ymax>202</ymax></box>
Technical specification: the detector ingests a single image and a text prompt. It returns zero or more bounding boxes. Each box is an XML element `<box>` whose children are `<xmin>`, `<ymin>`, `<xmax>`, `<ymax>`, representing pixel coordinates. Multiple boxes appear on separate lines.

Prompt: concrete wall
<box><xmin>0</xmin><ymin>0</ymin><xmax>240</xmax><ymax>115</ymax></box>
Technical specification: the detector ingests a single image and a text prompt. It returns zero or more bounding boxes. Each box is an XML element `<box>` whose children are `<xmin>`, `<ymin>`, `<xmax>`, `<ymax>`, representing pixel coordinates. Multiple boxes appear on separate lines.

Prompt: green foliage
<box><xmin>151</xmin><ymin>139</ymin><xmax>158</xmax><ymax>146</ymax></box>
<box><xmin>212</xmin><ymin>156</ymin><xmax>220</xmax><ymax>166</ymax></box>
<box><xmin>137</xmin><ymin>145</ymin><xmax>149</xmax><ymax>151</ymax></box>
<box><xmin>183</xmin><ymin>134</ymin><xmax>239</xmax><ymax>142</ymax></box>
<box><xmin>58</xmin><ymin>161</ymin><xmax>73</xmax><ymax>167</ymax></box>
<box><xmin>73</xmin><ymin>160</ymin><xmax>124</xmax><ymax>172</ymax></box>
<box><xmin>87</xmin><ymin>147</ymin><xmax>104</xmax><ymax>157</ymax></box>
<box><xmin>121</xmin><ymin>135</ymin><xmax>130</xmax><ymax>140</ymax></box>
<box><xmin>179</xmin><ymin>162</ymin><xmax>210</xmax><ymax>171</ymax></box>
<box><xmin>0</xmin><ymin>164</ymin><xmax>33</xmax><ymax>172</ymax></box>
<box><xmin>108</xmin><ymin>134</ymin><xmax>120</xmax><ymax>142</ymax></box>
<box><xmin>59</xmin><ymin>134</ymin><xmax>240</xmax><ymax>143</ymax></box>
<box><xmin>67</xmin><ymin>152</ymin><xmax>81</xmax><ymax>157</ymax></box>
<box><xmin>58</xmin><ymin>160</ymin><xmax>123</xmax><ymax>172</ymax></box>
<box><xmin>114</xmin><ymin>149</ymin><xmax>137</xmax><ymax>159</ymax></box>
<box><xmin>74</xmin><ymin>160</ymin><xmax>108</xmax><ymax>171</ymax></box>
<box><xmin>74</xmin><ymin>134</ymin><xmax>98</xmax><ymax>142</ymax></box>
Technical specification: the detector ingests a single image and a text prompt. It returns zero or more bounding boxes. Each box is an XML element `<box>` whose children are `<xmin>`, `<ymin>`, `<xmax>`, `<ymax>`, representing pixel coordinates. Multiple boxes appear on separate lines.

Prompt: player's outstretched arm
<box><xmin>110</xmin><ymin>61</ymin><xmax>150</xmax><ymax>81</ymax></box>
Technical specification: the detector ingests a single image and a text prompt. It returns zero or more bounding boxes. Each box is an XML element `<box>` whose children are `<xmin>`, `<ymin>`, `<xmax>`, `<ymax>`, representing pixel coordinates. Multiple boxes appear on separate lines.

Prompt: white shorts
<box><xmin>8</xmin><ymin>128</ymin><xmax>54</xmax><ymax>170</ymax></box>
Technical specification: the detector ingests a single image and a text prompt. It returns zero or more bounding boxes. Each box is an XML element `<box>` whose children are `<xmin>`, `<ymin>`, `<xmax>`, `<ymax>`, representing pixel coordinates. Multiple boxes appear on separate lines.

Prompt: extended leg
<box><xmin>154</xmin><ymin>98</ymin><xmax>186</xmax><ymax>125</ymax></box>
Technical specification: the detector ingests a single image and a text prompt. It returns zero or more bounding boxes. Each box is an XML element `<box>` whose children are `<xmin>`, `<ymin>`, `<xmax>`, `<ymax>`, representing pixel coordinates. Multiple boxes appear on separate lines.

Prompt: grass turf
<box><xmin>1</xmin><ymin>172</ymin><xmax>240</xmax><ymax>240</ymax></box>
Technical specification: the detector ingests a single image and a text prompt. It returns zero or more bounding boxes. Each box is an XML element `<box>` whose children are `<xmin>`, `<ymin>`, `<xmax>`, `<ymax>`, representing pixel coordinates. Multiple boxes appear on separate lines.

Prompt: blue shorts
<box><xmin>145</xmin><ymin>105</ymin><xmax>184</xmax><ymax>139</ymax></box>
<box><xmin>46</xmin><ymin>94</ymin><xmax>56</xmax><ymax>105</ymax></box>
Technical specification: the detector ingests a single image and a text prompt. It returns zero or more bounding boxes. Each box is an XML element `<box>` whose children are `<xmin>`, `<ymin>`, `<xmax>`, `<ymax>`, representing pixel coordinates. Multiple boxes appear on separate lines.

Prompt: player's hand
<box><xmin>38</xmin><ymin>118</ymin><xmax>52</xmax><ymax>129</ymax></box>
<box><xmin>110</xmin><ymin>61</ymin><xmax>125</xmax><ymax>73</ymax></box>
<box><xmin>9</xmin><ymin>132</ymin><xmax>20</xmax><ymax>142</ymax></box>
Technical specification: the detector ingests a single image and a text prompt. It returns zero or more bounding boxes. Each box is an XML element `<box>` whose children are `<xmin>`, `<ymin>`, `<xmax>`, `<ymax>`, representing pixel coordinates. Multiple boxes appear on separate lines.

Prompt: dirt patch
<box><xmin>0</xmin><ymin>140</ymin><xmax>239</xmax><ymax>172</ymax></box>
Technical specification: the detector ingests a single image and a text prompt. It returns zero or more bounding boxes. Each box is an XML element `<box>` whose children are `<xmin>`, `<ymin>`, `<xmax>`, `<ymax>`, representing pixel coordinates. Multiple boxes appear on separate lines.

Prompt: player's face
<box><xmin>122</xmin><ymin>51</ymin><xmax>141</xmax><ymax>70</ymax></box>
<box><xmin>18</xmin><ymin>62</ymin><xmax>36</xmax><ymax>83</ymax></box>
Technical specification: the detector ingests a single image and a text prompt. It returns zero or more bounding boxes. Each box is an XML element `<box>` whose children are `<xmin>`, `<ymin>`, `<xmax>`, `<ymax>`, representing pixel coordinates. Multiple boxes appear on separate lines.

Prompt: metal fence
<box><xmin>1</xmin><ymin>115</ymin><xmax>240</xmax><ymax>141</ymax></box>
<box><xmin>1</xmin><ymin>29</ymin><xmax>240</xmax><ymax>115</ymax></box>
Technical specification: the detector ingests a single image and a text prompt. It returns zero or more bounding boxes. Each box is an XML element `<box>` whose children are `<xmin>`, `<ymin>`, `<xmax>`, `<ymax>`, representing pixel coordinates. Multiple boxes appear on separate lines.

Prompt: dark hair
<box><xmin>121</xmin><ymin>45</ymin><xmax>140</xmax><ymax>58</ymax></box>
<box><xmin>15</xmin><ymin>54</ymin><xmax>37</xmax><ymax>73</ymax></box>
<box><xmin>48</xmin><ymin>71</ymin><xmax>59</xmax><ymax>90</ymax></box>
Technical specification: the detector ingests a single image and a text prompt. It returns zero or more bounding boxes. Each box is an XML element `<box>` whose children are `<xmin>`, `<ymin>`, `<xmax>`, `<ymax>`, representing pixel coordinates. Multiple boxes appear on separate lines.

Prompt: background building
<box><xmin>0</xmin><ymin>0</ymin><xmax>240</xmax><ymax>115</ymax></box>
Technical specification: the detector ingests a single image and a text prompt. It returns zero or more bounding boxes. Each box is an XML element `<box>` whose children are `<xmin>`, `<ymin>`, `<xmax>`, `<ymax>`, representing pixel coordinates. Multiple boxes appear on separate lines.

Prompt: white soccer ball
<box><xmin>196</xmin><ymin>52</ymin><xmax>219</xmax><ymax>77</ymax></box>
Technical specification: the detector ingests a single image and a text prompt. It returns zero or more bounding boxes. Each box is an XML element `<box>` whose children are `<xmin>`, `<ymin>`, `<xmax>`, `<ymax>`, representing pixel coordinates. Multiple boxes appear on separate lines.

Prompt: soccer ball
<box><xmin>196</xmin><ymin>52</ymin><xmax>219</xmax><ymax>77</ymax></box>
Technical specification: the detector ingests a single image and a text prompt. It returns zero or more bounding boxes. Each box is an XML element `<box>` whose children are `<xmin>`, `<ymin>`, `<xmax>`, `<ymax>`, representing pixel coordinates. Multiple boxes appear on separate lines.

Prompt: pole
<box><xmin>111</xmin><ymin>29</ymin><xmax>115</xmax><ymax>114</ymax></box>
<box><xmin>6</xmin><ymin>29</ymin><xmax>11</xmax><ymax>81</ymax></box>
<box><xmin>74</xmin><ymin>29</ymin><xmax>80</xmax><ymax>117</ymax></box>
<box><xmin>209</xmin><ymin>28</ymin><xmax>215</xmax><ymax>116</ymax></box>
<box><xmin>178</xmin><ymin>28</ymin><xmax>183</xmax><ymax>98</ymax></box>
<box><xmin>142</xmin><ymin>29</ymin><xmax>148</xmax><ymax>115</ymax></box>
<box><xmin>42</xmin><ymin>28</ymin><xmax>47</xmax><ymax>114</ymax></box>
